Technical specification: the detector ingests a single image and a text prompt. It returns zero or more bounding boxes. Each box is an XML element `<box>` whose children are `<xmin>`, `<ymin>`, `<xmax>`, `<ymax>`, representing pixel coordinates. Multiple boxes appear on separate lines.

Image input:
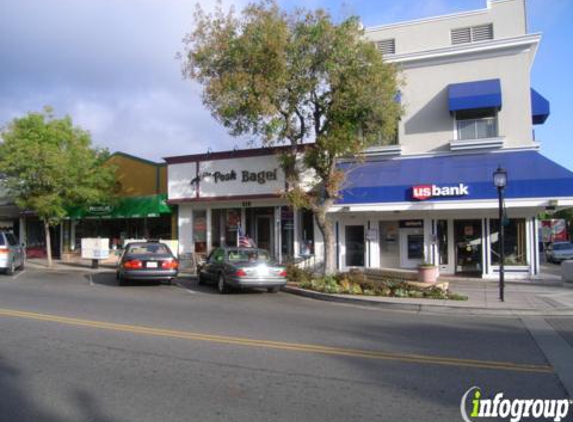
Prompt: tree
<box><xmin>0</xmin><ymin>107</ymin><xmax>115</xmax><ymax>266</ymax></box>
<box><xmin>182</xmin><ymin>1</ymin><xmax>402</xmax><ymax>273</ymax></box>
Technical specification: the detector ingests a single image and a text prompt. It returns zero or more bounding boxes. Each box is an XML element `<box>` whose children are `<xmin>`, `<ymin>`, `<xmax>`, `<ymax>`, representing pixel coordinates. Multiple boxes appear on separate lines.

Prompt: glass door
<box><xmin>345</xmin><ymin>225</ymin><xmax>365</xmax><ymax>267</ymax></box>
<box><xmin>454</xmin><ymin>220</ymin><xmax>483</xmax><ymax>275</ymax></box>
<box><xmin>255</xmin><ymin>215</ymin><xmax>272</xmax><ymax>253</ymax></box>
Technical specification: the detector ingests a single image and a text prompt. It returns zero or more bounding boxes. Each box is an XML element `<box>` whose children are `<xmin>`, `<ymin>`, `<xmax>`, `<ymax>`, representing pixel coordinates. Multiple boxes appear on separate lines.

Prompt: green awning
<box><xmin>67</xmin><ymin>194</ymin><xmax>172</xmax><ymax>219</ymax></box>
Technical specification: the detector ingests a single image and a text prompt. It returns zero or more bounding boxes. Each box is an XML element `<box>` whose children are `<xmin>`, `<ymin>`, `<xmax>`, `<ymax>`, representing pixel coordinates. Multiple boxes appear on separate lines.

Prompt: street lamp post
<box><xmin>493</xmin><ymin>167</ymin><xmax>507</xmax><ymax>302</ymax></box>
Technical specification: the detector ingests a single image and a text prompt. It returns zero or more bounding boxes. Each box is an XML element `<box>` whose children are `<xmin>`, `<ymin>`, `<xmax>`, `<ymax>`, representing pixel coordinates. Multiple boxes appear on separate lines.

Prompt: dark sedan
<box><xmin>197</xmin><ymin>247</ymin><xmax>287</xmax><ymax>294</ymax></box>
<box><xmin>117</xmin><ymin>242</ymin><xmax>178</xmax><ymax>286</ymax></box>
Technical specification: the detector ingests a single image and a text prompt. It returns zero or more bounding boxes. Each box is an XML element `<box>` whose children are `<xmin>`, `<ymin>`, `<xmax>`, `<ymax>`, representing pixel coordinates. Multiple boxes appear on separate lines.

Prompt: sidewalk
<box><xmin>283</xmin><ymin>279</ymin><xmax>573</xmax><ymax>316</ymax></box>
<box><xmin>25</xmin><ymin>258</ymin><xmax>116</xmax><ymax>272</ymax></box>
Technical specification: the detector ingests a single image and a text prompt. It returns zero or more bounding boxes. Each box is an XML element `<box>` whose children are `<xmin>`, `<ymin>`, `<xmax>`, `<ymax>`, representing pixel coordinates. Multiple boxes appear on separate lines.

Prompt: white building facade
<box><xmin>167</xmin><ymin>0</ymin><xmax>573</xmax><ymax>279</ymax></box>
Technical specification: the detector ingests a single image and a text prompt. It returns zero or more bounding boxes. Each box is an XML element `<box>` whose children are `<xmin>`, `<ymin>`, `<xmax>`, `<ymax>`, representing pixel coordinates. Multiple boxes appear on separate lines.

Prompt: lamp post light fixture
<box><xmin>493</xmin><ymin>166</ymin><xmax>507</xmax><ymax>302</ymax></box>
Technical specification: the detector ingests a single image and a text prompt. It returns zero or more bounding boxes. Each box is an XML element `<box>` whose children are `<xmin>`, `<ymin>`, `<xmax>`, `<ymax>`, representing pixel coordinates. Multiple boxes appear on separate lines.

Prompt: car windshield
<box><xmin>127</xmin><ymin>243</ymin><xmax>170</xmax><ymax>255</ymax></box>
<box><xmin>553</xmin><ymin>243</ymin><xmax>573</xmax><ymax>251</ymax></box>
<box><xmin>227</xmin><ymin>249</ymin><xmax>270</xmax><ymax>263</ymax></box>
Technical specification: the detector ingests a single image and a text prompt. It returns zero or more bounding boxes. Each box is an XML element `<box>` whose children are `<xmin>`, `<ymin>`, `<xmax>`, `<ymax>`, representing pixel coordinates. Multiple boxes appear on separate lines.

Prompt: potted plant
<box><xmin>418</xmin><ymin>261</ymin><xmax>439</xmax><ymax>283</ymax></box>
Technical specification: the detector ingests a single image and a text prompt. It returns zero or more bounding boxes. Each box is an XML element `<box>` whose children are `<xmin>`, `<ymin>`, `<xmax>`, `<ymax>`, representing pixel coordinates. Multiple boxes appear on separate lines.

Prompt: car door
<box><xmin>203</xmin><ymin>249</ymin><xmax>222</xmax><ymax>281</ymax></box>
<box><xmin>5</xmin><ymin>233</ymin><xmax>21</xmax><ymax>266</ymax></box>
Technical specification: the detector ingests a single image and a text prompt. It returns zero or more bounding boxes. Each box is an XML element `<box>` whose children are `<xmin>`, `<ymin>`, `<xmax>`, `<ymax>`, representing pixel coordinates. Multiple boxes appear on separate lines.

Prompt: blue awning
<box><xmin>448</xmin><ymin>79</ymin><xmax>502</xmax><ymax>113</ymax></box>
<box><xmin>531</xmin><ymin>88</ymin><xmax>550</xmax><ymax>125</ymax></box>
<box><xmin>339</xmin><ymin>151</ymin><xmax>573</xmax><ymax>205</ymax></box>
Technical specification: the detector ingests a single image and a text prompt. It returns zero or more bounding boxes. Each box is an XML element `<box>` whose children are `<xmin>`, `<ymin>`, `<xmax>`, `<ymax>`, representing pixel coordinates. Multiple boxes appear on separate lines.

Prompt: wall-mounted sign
<box><xmin>168</xmin><ymin>155</ymin><xmax>285</xmax><ymax>200</ymax></box>
<box><xmin>366</xmin><ymin>228</ymin><xmax>378</xmax><ymax>241</ymax></box>
<box><xmin>200</xmin><ymin>169</ymin><xmax>278</xmax><ymax>185</ymax></box>
<box><xmin>88</xmin><ymin>205</ymin><xmax>113</xmax><ymax>214</ymax></box>
<box><xmin>399</xmin><ymin>220</ymin><xmax>424</xmax><ymax>229</ymax></box>
<box><xmin>412</xmin><ymin>183</ymin><xmax>469</xmax><ymax>201</ymax></box>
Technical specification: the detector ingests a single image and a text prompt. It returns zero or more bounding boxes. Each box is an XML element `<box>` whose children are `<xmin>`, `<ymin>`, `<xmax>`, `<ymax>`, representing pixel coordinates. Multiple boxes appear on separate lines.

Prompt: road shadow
<box><xmin>177</xmin><ymin>276</ymin><xmax>272</xmax><ymax>296</ymax></box>
<box><xmin>0</xmin><ymin>354</ymin><xmax>122</xmax><ymax>422</ymax></box>
<box><xmin>87</xmin><ymin>272</ymin><xmax>171</xmax><ymax>288</ymax></box>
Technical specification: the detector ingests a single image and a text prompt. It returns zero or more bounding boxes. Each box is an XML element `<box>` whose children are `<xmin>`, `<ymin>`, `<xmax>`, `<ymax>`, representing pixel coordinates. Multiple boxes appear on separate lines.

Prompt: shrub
<box><xmin>286</xmin><ymin>264</ymin><xmax>314</xmax><ymax>284</ymax></box>
<box><xmin>350</xmin><ymin>283</ymin><xmax>363</xmax><ymax>295</ymax></box>
<box><xmin>447</xmin><ymin>292</ymin><xmax>468</xmax><ymax>301</ymax></box>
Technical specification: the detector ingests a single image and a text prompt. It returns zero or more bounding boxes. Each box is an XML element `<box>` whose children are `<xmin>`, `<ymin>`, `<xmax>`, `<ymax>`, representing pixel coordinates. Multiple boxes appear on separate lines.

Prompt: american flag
<box><xmin>238</xmin><ymin>226</ymin><xmax>256</xmax><ymax>248</ymax></box>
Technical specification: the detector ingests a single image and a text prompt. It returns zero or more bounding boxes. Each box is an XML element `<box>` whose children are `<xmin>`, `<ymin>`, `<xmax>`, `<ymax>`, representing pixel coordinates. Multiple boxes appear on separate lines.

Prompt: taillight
<box><xmin>161</xmin><ymin>260</ymin><xmax>179</xmax><ymax>269</ymax></box>
<box><xmin>278</xmin><ymin>269</ymin><xmax>287</xmax><ymax>277</ymax></box>
<box><xmin>123</xmin><ymin>260</ymin><xmax>143</xmax><ymax>269</ymax></box>
<box><xmin>0</xmin><ymin>247</ymin><xmax>8</xmax><ymax>256</ymax></box>
<box><xmin>235</xmin><ymin>268</ymin><xmax>247</xmax><ymax>277</ymax></box>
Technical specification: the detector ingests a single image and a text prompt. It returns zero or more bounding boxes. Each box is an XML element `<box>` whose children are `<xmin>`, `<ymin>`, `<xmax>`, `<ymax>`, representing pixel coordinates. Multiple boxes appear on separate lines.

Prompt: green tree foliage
<box><xmin>182</xmin><ymin>1</ymin><xmax>402</xmax><ymax>273</ymax></box>
<box><xmin>0</xmin><ymin>107</ymin><xmax>115</xmax><ymax>265</ymax></box>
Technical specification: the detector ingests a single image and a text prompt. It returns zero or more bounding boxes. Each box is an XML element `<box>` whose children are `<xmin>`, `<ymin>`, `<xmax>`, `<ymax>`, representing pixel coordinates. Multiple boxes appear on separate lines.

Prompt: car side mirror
<box><xmin>20</xmin><ymin>243</ymin><xmax>26</xmax><ymax>248</ymax></box>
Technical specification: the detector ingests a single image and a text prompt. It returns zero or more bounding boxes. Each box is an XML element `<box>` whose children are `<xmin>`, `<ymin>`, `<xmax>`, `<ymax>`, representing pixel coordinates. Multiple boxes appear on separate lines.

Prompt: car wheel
<box><xmin>118</xmin><ymin>274</ymin><xmax>127</xmax><ymax>286</ymax></box>
<box><xmin>267</xmin><ymin>286</ymin><xmax>280</xmax><ymax>293</ymax></box>
<box><xmin>6</xmin><ymin>261</ymin><xmax>15</xmax><ymax>276</ymax></box>
<box><xmin>217</xmin><ymin>273</ymin><xmax>229</xmax><ymax>294</ymax></box>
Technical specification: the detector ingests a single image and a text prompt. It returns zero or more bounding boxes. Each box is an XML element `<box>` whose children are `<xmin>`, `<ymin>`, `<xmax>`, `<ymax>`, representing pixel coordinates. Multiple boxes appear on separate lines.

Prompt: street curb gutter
<box><xmin>282</xmin><ymin>286</ymin><xmax>573</xmax><ymax>317</ymax></box>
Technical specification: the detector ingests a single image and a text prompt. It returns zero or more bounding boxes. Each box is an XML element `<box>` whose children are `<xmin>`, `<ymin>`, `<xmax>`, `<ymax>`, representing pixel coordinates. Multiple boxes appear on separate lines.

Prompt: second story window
<box><xmin>456</xmin><ymin>109</ymin><xmax>498</xmax><ymax>140</ymax></box>
<box><xmin>451</xmin><ymin>24</ymin><xmax>493</xmax><ymax>45</ymax></box>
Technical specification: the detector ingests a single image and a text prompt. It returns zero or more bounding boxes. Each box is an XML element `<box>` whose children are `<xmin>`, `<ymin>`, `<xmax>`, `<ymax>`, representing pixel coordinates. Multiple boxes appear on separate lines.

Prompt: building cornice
<box><xmin>384</xmin><ymin>33</ymin><xmax>541</xmax><ymax>65</ymax></box>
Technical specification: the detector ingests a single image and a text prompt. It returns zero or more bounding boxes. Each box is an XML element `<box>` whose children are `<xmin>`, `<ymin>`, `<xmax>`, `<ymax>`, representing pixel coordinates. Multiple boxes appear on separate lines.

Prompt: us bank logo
<box><xmin>460</xmin><ymin>387</ymin><xmax>571</xmax><ymax>422</ymax></box>
<box><xmin>412</xmin><ymin>183</ymin><xmax>469</xmax><ymax>200</ymax></box>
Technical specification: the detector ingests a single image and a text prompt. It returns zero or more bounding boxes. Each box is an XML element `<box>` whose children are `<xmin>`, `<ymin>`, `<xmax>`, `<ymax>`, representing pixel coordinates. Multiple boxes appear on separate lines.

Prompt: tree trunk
<box><xmin>44</xmin><ymin>219</ymin><xmax>53</xmax><ymax>267</ymax></box>
<box><xmin>314</xmin><ymin>208</ymin><xmax>336</xmax><ymax>275</ymax></box>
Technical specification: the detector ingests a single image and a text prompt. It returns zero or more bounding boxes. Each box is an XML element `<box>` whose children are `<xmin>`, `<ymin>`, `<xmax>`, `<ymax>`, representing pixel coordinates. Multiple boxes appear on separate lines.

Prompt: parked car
<box><xmin>197</xmin><ymin>247</ymin><xmax>287</xmax><ymax>294</ymax></box>
<box><xmin>545</xmin><ymin>241</ymin><xmax>573</xmax><ymax>264</ymax></box>
<box><xmin>117</xmin><ymin>241</ymin><xmax>178</xmax><ymax>285</ymax></box>
<box><xmin>0</xmin><ymin>231</ymin><xmax>25</xmax><ymax>275</ymax></box>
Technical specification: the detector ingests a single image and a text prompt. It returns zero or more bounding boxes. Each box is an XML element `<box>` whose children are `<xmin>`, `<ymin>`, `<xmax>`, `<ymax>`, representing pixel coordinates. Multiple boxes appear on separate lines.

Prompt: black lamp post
<box><xmin>493</xmin><ymin>166</ymin><xmax>507</xmax><ymax>302</ymax></box>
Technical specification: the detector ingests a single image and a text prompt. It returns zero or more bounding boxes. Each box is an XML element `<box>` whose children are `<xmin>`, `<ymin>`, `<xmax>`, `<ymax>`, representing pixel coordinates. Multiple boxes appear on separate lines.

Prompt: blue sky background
<box><xmin>0</xmin><ymin>0</ymin><xmax>571</xmax><ymax>169</ymax></box>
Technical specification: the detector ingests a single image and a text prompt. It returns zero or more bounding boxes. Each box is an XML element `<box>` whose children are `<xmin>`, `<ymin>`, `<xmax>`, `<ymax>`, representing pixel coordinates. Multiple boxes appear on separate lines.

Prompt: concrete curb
<box><xmin>282</xmin><ymin>286</ymin><xmax>573</xmax><ymax>317</ymax></box>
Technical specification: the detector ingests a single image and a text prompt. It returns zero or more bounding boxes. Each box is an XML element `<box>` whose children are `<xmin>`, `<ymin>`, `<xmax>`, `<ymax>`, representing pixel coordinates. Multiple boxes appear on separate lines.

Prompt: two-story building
<box><xmin>167</xmin><ymin>0</ymin><xmax>573</xmax><ymax>279</ymax></box>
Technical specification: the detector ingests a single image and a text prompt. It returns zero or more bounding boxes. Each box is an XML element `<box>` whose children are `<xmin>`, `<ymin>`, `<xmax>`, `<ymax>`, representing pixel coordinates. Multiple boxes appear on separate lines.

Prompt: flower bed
<box><xmin>288</xmin><ymin>267</ymin><xmax>467</xmax><ymax>301</ymax></box>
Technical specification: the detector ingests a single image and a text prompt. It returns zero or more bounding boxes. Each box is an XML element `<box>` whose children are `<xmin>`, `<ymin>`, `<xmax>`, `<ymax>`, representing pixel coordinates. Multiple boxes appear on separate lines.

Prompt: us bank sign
<box><xmin>412</xmin><ymin>183</ymin><xmax>470</xmax><ymax>201</ymax></box>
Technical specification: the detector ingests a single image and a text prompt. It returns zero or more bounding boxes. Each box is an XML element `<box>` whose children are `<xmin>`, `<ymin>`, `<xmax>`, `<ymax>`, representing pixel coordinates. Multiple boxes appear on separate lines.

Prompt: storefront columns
<box><xmin>18</xmin><ymin>216</ymin><xmax>26</xmax><ymax>245</ymax></box>
<box><xmin>423</xmin><ymin>218</ymin><xmax>433</xmax><ymax>265</ymax></box>
<box><xmin>532</xmin><ymin>217</ymin><xmax>540</xmax><ymax>276</ymax></box>
<box><xmin>482</xmin><ymin>218</ymin><xmax>490</xmax><ymax>278</ymax></box>
<box><xmin>206</xmin><ymin>208</ymin><xmax>212</xmax><ymax>252</ymax></box>
<box><xmin>177</xmin><ymin>205</ymin><xmax>193</xmax><ymax>256</ymax></box>
<box><xmin>70</xmin><ymin>221</ymin><xmax>76</xmax><ymax>251</ymax></box>
<box><xmin>293</xmin><ymin>209</ymin><xmax>300</xmax><ymax>259</ymax></box>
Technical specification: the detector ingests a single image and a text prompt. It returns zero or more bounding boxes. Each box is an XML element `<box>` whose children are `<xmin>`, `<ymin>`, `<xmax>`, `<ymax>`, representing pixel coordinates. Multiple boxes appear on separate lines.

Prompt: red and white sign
<box><xmin>412</xmin><ymin>184</ymin><xmax>469</xmax><ymax>201</ymax></box>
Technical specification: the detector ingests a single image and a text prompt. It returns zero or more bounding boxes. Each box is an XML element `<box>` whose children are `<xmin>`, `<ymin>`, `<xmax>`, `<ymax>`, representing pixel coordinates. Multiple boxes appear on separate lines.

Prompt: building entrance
<box><xmin>454</xmin><ymin>219</ymin><xmax>483</xmax><ymax>275</ymax></box>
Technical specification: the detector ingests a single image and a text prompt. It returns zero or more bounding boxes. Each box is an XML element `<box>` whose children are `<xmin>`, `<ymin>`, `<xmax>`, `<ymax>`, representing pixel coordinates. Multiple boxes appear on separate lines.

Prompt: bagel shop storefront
<box><xmin>166</xmin><ymin>147</ymin><xmax>315</xmax><ymax>268</ymax></box>
<box><xmin>62</xmin><ymin>194</ymin><xmax>175</xmax><ymax>256</ymax></box>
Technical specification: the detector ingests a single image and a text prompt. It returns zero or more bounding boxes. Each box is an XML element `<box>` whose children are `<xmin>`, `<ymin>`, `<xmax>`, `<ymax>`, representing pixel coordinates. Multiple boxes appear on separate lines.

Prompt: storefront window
<box><xmin>301</xmin><ymin>209</ymin><xmax>314</xmax><ymax>256</ymax></box>
<box><xmin>193</xmin><ymin>210</ymin><xmax>207</xmax><ymax>254</ymax></box>
<box><xmin>490</xmin><ymin>218</ymin><xmax>528</xmax><ymax>265</ymax></box>
<box><xmin>211</xmin><ymin>208</ymin><xmax>241</xmax><ymax>248</ymax></box>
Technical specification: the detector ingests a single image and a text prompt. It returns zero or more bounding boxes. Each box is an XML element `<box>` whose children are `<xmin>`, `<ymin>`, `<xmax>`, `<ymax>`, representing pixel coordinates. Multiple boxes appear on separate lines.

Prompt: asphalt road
<box><xmin>0</xmin><ymin>267</ymin><xmax>570</xmax><ymax>422</ymax></box>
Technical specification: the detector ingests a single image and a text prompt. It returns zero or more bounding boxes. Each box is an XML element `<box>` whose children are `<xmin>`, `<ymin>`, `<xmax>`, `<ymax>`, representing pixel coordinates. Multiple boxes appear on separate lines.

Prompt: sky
<box><xmin>0</xmin><ymin>0</ymin><xmax>571</xmax><ymax>169</ymax></box>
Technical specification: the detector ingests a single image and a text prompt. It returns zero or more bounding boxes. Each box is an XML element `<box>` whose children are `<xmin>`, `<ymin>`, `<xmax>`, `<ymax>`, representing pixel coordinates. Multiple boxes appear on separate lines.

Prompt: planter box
<box><xmin>418</xmin><ymin>266</ymin><xmax>439</xmax><ymax>283</ymax></box>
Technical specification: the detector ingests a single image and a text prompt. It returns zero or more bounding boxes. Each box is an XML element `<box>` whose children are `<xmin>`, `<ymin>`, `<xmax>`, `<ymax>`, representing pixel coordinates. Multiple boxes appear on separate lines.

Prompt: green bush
<box><xmin>286</xmin><ymin>264</ymin><xmax>314</xmax><ymax>284</ymax></box>
<box><xmin>447</xmin><ymin>292</ymin><xmax>468</xmax><ymax>301</ymax></box>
